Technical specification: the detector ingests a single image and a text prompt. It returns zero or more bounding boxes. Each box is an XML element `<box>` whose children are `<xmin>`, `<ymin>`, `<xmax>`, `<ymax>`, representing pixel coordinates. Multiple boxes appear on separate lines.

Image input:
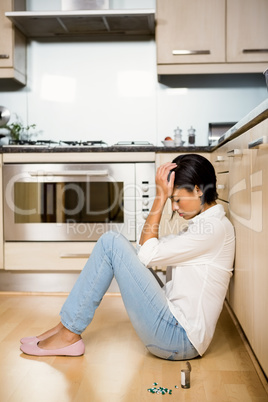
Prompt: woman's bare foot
<box><xmin>36</xmin><ymin>322</ymin><xmax>64</xmax><ymax>341</ymax></box>
<box><xmin>38</xmin><ymin>326</ymin><xmax>81</xmax><ymax>350</ymax></box>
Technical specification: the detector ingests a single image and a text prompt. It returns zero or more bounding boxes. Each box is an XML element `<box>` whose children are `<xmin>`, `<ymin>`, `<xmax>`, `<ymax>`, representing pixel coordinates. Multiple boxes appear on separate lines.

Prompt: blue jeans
<box><xmin>60</xmin><ymin>231</ymin><xmax>199</xmax><ymax>361</ymax></box>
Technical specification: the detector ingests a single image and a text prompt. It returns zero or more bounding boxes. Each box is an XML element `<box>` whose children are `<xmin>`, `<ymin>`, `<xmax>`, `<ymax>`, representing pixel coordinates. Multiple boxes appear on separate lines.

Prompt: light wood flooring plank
<box><xmin>0</xmin><ymin>293</ymin><xmax>267</xmax><ymax>402</ymax></box>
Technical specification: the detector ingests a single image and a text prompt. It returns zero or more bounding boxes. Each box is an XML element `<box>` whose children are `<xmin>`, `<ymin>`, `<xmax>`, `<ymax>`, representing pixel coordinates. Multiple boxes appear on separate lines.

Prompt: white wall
<box><xmin>0</xmin><ymin>23</ymin><xmax>267</xmax><ymax>145</ymax></box>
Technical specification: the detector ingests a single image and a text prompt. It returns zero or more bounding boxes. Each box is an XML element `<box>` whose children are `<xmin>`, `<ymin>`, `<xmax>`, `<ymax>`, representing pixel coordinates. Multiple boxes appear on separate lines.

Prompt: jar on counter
<box><xmin>174</xmin><ymin>127</ymin><xmax>183</xmax><ymax>146</ymax></box>
<box><xmin>188</xmin><ymin>126</ymin><xmax>196</xmax><ymax>146</ymax></box>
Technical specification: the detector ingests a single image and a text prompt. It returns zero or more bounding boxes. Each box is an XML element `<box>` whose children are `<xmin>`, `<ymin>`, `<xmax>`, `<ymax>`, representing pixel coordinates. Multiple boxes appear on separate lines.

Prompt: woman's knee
<box><xmin>101</xmin><ymin>230</ymin><xmax>123</xmax><ymax>242</ymax></box>
<box><xmin>99</xmin><ymin>231</ymin><xmax>127</xmax><ymax>249</ymax></box>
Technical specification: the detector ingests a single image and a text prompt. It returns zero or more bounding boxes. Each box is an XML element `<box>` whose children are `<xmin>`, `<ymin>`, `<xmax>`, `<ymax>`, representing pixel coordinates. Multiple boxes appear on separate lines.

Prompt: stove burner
<box><xmin>6</xmin><ymin>139</ymin><xmax>108</xmax><ymax>147</ymax></box>
<box><xmin>59</xmin><ymin>140</ymin><xmax>108</xmax><ymax>147</ymax></box>
<box><xmin>8</xmin><ymin>139</ymin><xmax>58</xmax><ymax>146</ymax></box>
<box><xmin>115</xmin><ymin>141</ymin><xmax>153</xmax><ymax>146</ymax></box>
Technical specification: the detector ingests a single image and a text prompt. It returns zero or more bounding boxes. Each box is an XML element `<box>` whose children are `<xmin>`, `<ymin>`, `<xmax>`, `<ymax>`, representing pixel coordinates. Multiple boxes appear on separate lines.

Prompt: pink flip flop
<box><xmin>20</xmin><ymin>339</ymin><xmax>85</xmax><ymax>357</ymax></box>
<box><xmin>20</xmin><ymin>336</ymin><xmax>39</xmax><ymax>344</ymax></box>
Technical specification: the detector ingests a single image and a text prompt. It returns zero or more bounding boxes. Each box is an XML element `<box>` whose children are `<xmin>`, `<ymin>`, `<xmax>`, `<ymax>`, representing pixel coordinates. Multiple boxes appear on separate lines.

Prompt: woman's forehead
<box><xmin>171</xmin><ymin>187</ymin><xmax>194</xmax><ymax>198</ymax></box>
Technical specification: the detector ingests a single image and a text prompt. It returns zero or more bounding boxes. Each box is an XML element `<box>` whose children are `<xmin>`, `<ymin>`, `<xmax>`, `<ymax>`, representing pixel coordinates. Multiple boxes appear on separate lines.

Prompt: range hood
<box><xmin>5</xmin><ymin>9</ymin><xmax>155</xmax><ymax>37</ymax></box>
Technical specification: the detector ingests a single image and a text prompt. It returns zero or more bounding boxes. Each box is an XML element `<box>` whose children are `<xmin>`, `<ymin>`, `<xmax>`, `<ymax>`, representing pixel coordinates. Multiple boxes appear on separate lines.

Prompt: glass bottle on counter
<box><xmin>174</xmin><ymin>127</ymin><xmax>183</xmax><ymax>146</ymax></box>
<box><xmin>188</xmin><ymin>126</ymin><xmax>196</xmax><ymax>146</ymax></box>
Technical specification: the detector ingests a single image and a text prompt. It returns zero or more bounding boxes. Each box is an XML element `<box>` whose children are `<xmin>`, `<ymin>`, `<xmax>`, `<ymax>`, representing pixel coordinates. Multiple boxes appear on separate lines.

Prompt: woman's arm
<box><xmin>139</xmin><ymin>162</ymin><xmax>176</xmax><ymax>245</ymax></box>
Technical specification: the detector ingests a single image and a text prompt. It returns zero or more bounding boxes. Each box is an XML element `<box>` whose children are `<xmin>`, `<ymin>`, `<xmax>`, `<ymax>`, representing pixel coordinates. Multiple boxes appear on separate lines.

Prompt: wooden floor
<box><xmin>0</xmin><ymin>293</ymin><xmax>267</xmax><ymax>402</ymax></box>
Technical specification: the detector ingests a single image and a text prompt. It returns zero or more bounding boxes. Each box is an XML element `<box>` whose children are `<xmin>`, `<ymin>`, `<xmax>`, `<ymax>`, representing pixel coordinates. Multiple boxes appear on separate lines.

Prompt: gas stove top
<box><xmin>3</xmin><ymin>140</ymin><xmax>153</xmax><ymax>148</ymax></box>
<box><xmin>4</xmin><ymin>139</ymin><xmax>109</xmax><ymax>147</ymax></box>
<box><xmin>115</xmin><ymin>141</ymin><xmax>153</xmax><ymax>146</ymax></box>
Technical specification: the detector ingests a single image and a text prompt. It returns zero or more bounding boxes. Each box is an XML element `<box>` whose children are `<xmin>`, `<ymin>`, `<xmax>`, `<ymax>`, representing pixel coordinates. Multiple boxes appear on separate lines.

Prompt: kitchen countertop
<box><xmin>216</xmin><ymin>97</ymin><xmax>268</xmax><ymax>147</ymax></box>
<box><xmin>0</xmin><ymin>144</ymin><xmax>211</xmax><ymax>153</ymax></box>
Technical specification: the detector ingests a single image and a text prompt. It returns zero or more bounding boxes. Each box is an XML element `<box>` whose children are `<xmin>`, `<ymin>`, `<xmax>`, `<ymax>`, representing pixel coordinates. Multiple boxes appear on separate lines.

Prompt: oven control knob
<box><xmin>142</xmin><ymin>209</ymin><xmax>149</xmax><ymax>219</ymax></box>
<box><xmin>142</xmin><ymin>199</ymin><xmax>149</xmax><ymax>206</ymax></box>
<box><xmin>142</xmin><ymin>185</ymin><xmax>149</xmax><ymax>192</ymax></box>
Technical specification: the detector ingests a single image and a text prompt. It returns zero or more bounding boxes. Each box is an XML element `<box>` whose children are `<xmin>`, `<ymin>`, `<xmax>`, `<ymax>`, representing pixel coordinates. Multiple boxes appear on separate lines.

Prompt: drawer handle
<box><xmin>227</xmin><ymin>149</ymin><xmax>242</xmax><ymax>157</ymax></box>
<box><xmin>0</xmin><ymin>54</ymin><xmax>10</xmax><ymax>59</ymax></box>
<box><xmin>215</xmin><ymin>155</ymin><xmax>225</xmax><ymax>162</ymax></box>
<box><xmin>248</xmin><ymin>136</ymin><xmax>268</xmax><ymax>149</ymax></box>
<box><xmin>217</xmin><ymin>184</ymin><xmax>225</xmax><ymax>190</ymax></box>
<box><xmin>172</xmin><ymin>50</ymin><xmax>211</xmax><ymax>55</ymax></box>
<box><xmin>60</xmin><ymin>253</ymin><xmax>91</xmax><ymax>258</ymax></box>
<box><xmin>243</xmin><ymin>49</ymin><xmax>268</xmax><ymax>54</ymax></box>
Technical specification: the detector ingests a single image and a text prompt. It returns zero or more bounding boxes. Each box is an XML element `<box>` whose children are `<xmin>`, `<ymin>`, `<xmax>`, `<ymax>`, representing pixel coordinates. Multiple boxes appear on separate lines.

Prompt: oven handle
<box><xmin>28</xmin><ymin>170</ymin><xmax>109</xmax><ymax>177</ymax></box>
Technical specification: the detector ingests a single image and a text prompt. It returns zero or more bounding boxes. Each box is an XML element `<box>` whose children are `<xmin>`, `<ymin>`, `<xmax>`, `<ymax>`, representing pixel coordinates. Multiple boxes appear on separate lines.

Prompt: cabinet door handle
<box><xmin>227</xmin><ymin>149</ymin><xmax>242</xmax><ymax>157</ymax></box>
<box><xmin>243</xmin><ymin>49</ymin><xmax>268</xmax><ymax>54</ymax></box>
<box><xmin>0</xmin><ymin>54</ymin><xmax>10</xmax><ymax>59</ymax></box>
<box><xmin>172</xmin><ymin>50</ymin><xmax>211</xmax><ymax>55</ymax></box>
<box><xmin>215</xmin><ymin>155</ymin><xmax>225</xmax><ymax>162</ymax></box>
<box><xmin>217</xmin><ymin>184</ymin><xmax>225</xmax><ymax>190</ymax></box>
<box><xmin>248</xmin><ymin>136</ymin><xmax>268</xmax><ymax>149</ymax></box>
<box><xmin>60</xmin><ymin>253</ymin><xmax>91</xmax><ymax>258</ymax></box>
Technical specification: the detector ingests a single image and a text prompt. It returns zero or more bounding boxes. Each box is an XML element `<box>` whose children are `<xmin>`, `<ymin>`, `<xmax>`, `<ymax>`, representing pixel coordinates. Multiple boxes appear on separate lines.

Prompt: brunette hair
<box><xmin>171</xmin><ymin>154</ymin><xmax>218</xmax><ymax>204</ymax></box>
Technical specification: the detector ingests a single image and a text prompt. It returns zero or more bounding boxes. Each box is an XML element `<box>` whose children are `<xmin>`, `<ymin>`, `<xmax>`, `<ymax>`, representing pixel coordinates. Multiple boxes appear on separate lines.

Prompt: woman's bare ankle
<box><xmin>38</xmin><ymin>327</ymin><xmax>81</xmax><ymax>350</ymax></box>
<box><xmin>60</xmin><ymin>326</ymin><xmax>81</xmax><ymax>342</ymax></box>
<box><xmin>37</xmin><ymin>322</ymin><xmax>64</xmax><ymax>340</ymax></box>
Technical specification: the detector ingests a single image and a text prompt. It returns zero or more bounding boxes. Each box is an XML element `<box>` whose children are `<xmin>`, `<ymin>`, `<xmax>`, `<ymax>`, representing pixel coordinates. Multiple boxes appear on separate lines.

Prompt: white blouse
<box><xmin>137</xmin><ymin>204</ymin><xmax>235</xmax><ymax>356</ymax></box>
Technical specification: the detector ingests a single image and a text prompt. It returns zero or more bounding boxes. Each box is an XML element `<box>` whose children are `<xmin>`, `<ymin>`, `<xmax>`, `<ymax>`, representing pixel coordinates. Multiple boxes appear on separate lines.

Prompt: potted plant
<box><xmin>3</xmin><ymin>115</ymin><xmax>37</xmax><ymax>142</ymax></box>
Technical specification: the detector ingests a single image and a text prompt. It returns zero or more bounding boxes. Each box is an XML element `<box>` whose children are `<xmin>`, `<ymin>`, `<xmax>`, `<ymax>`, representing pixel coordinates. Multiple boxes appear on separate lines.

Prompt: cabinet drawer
<box><xmin>216</xmin><ymin>172</ymin><xmax>229</xmax><ymax>202</ymax></box>
<box><xmin>4</xmin><ymin>242</ymin><xmax>97</xmax><ymax>271</ymax></box>
<box><xmin>213</xmin><ymin>147</ymin><xmax>230</xmax><ymax>173</ymax></box>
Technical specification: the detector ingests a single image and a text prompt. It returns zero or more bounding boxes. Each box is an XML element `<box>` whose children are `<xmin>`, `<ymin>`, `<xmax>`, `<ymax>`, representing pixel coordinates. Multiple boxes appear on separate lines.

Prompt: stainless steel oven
<box><xmin>3</xmin><ymin>162</ymin><xmax>155</xmax><ymax>242</ymax></box>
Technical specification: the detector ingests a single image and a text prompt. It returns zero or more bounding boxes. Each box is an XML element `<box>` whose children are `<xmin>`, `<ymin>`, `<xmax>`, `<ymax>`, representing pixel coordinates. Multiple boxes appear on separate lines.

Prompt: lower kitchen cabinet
<box><xmin>249</xmin><ymin>119</ymin><xmax>268</xmax><ymax>378</ymax></box>
<box><xmin>214</xmin><ymin>118</ymin><xmax>268</xmax><ymax>377</ymax></box>
<box><xmin>0</xmin><ymin>155</ymin><xmax>3</xmax><ymax>269</ymax></box>
<box><xmin>4</xmin><ymin>242</ymin><xmax>97</xmax><ymax>271</ymax></box>
<box><xmin>4</xmin><ymin>241</ymin><xmax>138</xmax><ymax>271</ymax></box>
<box><xmin>227</xmin><ymin>131</ymin><xmax>254</xmax><ymax>344</ymax></box>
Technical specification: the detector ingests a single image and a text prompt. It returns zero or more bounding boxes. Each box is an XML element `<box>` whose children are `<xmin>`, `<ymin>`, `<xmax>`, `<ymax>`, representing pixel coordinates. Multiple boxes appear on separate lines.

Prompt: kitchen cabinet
<box><xmin>4</xmin><ymin>242</ymin><xmax>95</xmax><ymax>271</ymax></box>
<box><xmin>227</xmin><ymin>0</ymin><xmax>268</xmax><ymax>63</ymax></box>
<box><xmin>0</xmin><ymin>0</ymin><xmax>27</xmax><ymax>85</ymax></box>
<box><xmin>156</xmin><ymin>0</ymin><xmax>225</xmax><ymax>66</ymax></box>
<box><xmin>156</xmin><ymin>0</ymin><xmax>268</xmax><ymax>75</ymax></box>
<box><xmin>248</xmin><ymin>119</ymin><xmax>268</xmax><ymax>379</ymax></box>
<box><xmin>0</xmin><ymin>155</ymin><xmax>3</xmax><ymax>269</ymax></box>
<box><xmin>213</xmin><ymin>118</ymin><xmax>268</xmax><ymax>378</ymax></box>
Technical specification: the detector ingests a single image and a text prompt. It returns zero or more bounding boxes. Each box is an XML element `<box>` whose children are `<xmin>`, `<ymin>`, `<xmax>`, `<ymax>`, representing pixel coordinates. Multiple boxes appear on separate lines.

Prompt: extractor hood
<box><xmin>5</xmin><ymin>9</ymin><xmax>155</xmax><ymax>37</ymax></box>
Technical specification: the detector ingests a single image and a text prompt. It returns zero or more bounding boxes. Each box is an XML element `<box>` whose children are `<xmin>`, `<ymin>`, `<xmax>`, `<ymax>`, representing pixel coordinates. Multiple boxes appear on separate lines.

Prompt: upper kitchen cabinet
<box><xmin>156</xmin><ymin>0</ymin><xmax>268</xmax><ymax>75</ymax></box>
<box><xmin>0</xmin><ymin>0</ymin><xmax>27</xmax><ymax>85</ymax></box>
<box><xmin>227</xmin><ymin>0</ymin><xmax>268</xmax><ymax>63</ymax></box>
<box><xmin>156</xmin><ymin>0</ymin><xmax>225</xmax><ymax>66</ymax></box>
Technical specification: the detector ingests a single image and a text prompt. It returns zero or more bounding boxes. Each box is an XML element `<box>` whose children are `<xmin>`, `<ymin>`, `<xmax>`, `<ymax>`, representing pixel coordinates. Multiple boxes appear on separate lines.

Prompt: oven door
<box><xmin>3</xmin><ymin>163</ymin><xmax>136</xmax><ymax>241</ymax></box>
